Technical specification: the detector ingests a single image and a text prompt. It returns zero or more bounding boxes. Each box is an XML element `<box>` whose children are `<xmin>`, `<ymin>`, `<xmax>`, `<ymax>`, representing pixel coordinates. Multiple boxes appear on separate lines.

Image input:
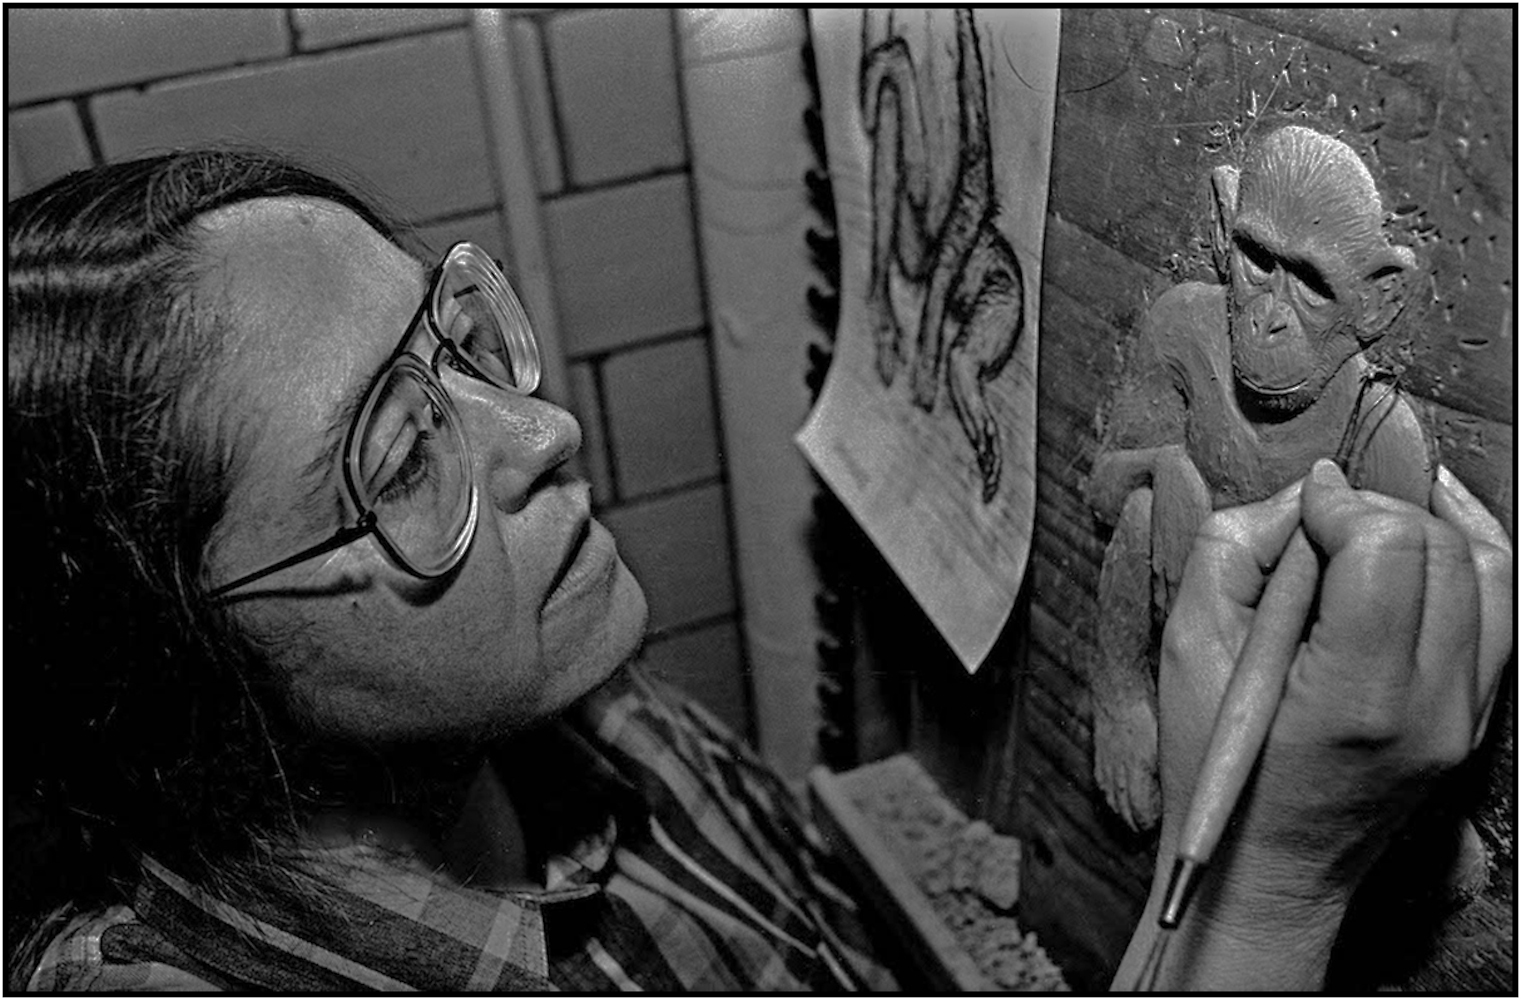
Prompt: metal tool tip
<box><xmin>1159</xmin><ymin>856</ymin><xmax>1203</xmax><ymax>930</ymax></box>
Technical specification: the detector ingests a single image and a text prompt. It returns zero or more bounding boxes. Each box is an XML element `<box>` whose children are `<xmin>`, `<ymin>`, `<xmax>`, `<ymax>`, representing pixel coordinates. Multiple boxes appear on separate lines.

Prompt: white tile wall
<box><xmin>91</xmin><ymin>32</ymin><xmax>495</xmax><ymax>223</ymax></box>
<box><xmin>546</xmin><ymin>9</ymin><xmax>686</xmax><ymax>187</ymax></box>
<box><xmin>600</xmin><ymin>483</ymin><xmax>735</xmax><ymax>633</ymax></box>
<box><xmin>8</xmin><ymin>102</ymin><xmax>92</xmax><ymax>191</ymax></box>
<box><xmin>8</xmin><ymin>8</ymin><xmax>288</xmax><ymax>104</ymax></box>
<box><xmin>293</xmin><ymin>8</ymin><xmax>467</xmax><ymax>50</ymax></box>
<box><xmin>637</xmin><ymin>620</ymin><xmax>750</xmax><ymax>738</ymax></box>
<box><xmin>602</xmin><ymin>336</ymin><xmax>721</xmax><ymax>498</ymax></box>
<box><xmin>541</xmin><ymin>174</ymin><xmax>705</xmax><ymax>356</ymax></box>
<box><xmin>568</xmin><ymin>362</ymin><xmax>617</xmax><ymax>507</ymax></box>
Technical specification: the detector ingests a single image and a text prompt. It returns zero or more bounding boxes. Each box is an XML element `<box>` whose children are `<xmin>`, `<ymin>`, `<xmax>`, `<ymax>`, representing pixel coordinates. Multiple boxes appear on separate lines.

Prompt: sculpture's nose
<box><xmin>1250</xmin><ymin>294</ymin><xmax>1293</xmax><ymax>342</ymax></box>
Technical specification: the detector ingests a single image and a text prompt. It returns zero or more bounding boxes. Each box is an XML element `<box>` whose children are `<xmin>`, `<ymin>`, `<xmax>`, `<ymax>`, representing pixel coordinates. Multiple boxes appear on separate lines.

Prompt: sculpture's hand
<box><xmin>1087</xmin><ymin>446</ymin><xmax>1166</xmax><ymax>525</ymax></box>
<box><xmin>1126</xmin><ymin>458</ymin><xmax>1511</xmax><ymax>989</ymax></box>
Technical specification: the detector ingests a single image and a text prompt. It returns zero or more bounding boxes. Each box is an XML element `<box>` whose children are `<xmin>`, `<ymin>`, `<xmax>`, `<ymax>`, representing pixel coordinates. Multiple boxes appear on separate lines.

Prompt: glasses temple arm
<box><xmin>209</xmin><ymin>514</ymin><xmax>378</xmax><ymax>600</ymax></box>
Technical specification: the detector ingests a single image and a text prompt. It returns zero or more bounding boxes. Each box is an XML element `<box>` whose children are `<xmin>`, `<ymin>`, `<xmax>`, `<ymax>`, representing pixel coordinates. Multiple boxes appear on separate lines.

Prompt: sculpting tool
<box><xmin>1137</xmin><ymin>527</ymin><xmax>1319</xmax><ymax>989</ymax></box>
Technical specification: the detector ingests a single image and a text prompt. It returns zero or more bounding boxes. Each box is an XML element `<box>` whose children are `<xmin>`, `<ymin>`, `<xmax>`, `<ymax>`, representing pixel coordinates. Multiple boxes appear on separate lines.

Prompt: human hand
<box><xmin>1130</xmin><ymin>458</ymin><xmax>1512</xmax><ymax>988</ymax></box>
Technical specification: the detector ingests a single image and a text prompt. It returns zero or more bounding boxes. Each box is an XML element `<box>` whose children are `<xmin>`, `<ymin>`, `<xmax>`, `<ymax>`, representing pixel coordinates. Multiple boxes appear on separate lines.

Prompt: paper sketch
<box><xmin>861</xmin><ymin>8</ymin><xmax>1026</xmax><ymax>504</ymax></box>
<box><xmin>798</xmin><ymin>8</ymin><xmax>1059</xmax><ymax>672</ymax></box>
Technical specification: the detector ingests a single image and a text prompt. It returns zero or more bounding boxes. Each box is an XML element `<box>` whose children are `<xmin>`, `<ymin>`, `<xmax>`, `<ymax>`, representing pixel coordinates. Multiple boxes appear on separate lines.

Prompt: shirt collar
<box><xmin>490</xmin><ymin>711</ymin><xmax>648</xmax><ymax>895</ymax></box>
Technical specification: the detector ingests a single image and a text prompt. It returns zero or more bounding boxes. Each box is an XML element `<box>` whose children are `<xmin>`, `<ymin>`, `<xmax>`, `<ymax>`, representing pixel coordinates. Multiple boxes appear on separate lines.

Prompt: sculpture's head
<box><xmin>1217</xmin><ymin>126</ymin><xmax>1416</xmax><ymax>415</ymax></box>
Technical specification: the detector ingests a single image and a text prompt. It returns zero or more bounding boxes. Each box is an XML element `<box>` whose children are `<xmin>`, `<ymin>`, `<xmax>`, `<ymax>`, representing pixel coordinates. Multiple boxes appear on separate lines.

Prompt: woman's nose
<box><xmin>444</xmin><ymin>371</ymin><xmax>581</xmax><ymax>512</ymax></box>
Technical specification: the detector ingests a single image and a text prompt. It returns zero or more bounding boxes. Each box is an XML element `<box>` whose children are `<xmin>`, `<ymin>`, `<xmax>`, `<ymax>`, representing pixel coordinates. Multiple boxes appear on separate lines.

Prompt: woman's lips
<box><xmin>546</xmin><ymin>516</ymin><xmax>589</xmax><ymax>595</ymax></box>
<box><xmin>544</xmin><ymin>518</ymin><xmax>617</xmax><ymax>611</ymax></box>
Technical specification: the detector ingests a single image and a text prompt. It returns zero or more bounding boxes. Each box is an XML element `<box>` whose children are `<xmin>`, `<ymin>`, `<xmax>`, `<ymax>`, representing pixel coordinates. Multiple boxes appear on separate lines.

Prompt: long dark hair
<box><xmin>5</xmin><ymin>149</ymin><xmax>398</xmax><ymax>984</ymax></box>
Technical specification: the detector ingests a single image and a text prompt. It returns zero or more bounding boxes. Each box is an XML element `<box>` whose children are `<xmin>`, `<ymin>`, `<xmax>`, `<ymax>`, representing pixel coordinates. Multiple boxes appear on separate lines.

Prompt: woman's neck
<box><xmin>441</xmin><ymin>758</ymin><xmax>533</xmax><ymax>889</ymax></box>
<box><xmin>303</xmin><ymin>755</ymin><xmax>533</xmax><ymax>890</ymax></box>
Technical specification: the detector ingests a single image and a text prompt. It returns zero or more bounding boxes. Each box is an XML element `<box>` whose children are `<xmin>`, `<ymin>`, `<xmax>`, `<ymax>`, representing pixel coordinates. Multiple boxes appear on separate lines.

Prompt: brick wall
<box><xmin>7</xmin><ymin>7</ymin><xmax>753</xmax><ymax>738</ymax></box>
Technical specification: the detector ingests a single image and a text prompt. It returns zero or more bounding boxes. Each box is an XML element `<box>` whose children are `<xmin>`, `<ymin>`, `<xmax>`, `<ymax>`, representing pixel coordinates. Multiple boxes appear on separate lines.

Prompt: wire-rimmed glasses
<box><xmin>210</xmin><ymin>241</ymin><xmax>540</xmax><ymax>599</ymax></box>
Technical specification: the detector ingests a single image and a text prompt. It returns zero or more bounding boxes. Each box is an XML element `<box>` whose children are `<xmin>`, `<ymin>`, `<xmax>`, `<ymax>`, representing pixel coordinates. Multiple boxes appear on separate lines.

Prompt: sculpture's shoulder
<box><xmin>1139</xmin><ymin>282</ymin><xmax>1227</xmax><ymax>363</ymax></box>
<box><xmin>1101</xmin><ymin>283</ymin><xmax>1225</xmax><ymax>453</ymax></box>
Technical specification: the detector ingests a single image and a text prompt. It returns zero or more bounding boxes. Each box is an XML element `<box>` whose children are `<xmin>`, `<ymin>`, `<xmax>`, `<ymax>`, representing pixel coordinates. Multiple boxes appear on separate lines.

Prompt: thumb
<box><xmin>1300</xmin><ymin>457</ymin><xmax>1424</xmax><ymax>554</ymax></box>
<box><xmin>1298</xmin><ymin>458</ymin><xmax>1355</xmax><ymax>555</ymax></box>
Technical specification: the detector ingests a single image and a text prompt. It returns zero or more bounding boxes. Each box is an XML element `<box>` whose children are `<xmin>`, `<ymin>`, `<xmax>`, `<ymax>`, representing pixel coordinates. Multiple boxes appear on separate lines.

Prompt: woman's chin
<box><xmin>539</xmin><ymin>557</ymin><xmax>648</xmax><ymax>707</ymax></box>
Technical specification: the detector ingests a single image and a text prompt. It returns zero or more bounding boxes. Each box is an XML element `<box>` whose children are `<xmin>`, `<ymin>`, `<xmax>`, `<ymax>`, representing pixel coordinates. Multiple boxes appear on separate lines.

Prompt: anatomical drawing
<box><xmin>860</xmin><ymin>8</ymin><xmax>1025</xmax><ymax>503</ymax></box>
<box><xmin>1087</xmin><ymin>125</ymin><xmax>1433</xmax><ymax>832</ymax></box>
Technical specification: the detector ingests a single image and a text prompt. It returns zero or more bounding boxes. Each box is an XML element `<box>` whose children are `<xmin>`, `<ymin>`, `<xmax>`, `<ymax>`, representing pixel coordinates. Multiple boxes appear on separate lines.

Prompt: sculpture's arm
<box><xmin>1088</xmin><ymin>446</ymin><xmax>1167</xmax><ymax>526</ymax></box>
<box><xmin>1089</xmin><ymin>318</ymin><xmax>1188</xmax><ymax>525</ymax></box>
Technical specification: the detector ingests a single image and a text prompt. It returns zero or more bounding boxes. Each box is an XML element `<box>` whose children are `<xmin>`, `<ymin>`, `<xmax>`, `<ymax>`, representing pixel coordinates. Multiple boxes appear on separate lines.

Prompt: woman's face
<box><xmin>200</xmin><ymin>197</ymin><xmax>647</xmax><ymax>742</ymax></box>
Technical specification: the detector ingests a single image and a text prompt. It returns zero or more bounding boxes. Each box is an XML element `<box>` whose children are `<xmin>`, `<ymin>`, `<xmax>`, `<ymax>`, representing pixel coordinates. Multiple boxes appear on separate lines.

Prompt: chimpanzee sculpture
<box><xmin>1087</xmin><ymin>125</ymin><xmax>1432</xmax><ymax>832</ymax></box>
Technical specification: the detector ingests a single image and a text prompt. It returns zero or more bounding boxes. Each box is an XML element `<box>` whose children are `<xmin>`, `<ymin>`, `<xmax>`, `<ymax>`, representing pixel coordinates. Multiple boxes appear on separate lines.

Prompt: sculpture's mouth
<box><xmin>1234</xmin><ymin>370</ymin><xmax>1313</xmax><ymax>421</ymax></box>
<box><xmin>1238</xmin><ymin>375</ymin><xmax>1308</xmax><ymax>397</ymax></box>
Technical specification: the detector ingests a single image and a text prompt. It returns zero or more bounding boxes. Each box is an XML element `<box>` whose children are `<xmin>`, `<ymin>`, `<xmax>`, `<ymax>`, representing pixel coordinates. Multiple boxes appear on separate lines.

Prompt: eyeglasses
<box><xmin>211</xmin><ymin>241</ymin><xmax>541</xmax><ymax>599</ymax></box>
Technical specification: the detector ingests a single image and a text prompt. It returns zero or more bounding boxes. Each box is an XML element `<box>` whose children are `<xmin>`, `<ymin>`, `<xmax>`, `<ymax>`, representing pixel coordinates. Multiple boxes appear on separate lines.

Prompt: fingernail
<box><xmin>1269</xmin><ymin>476</ymin><xmax>1304</xmax><ymax>505</ymax></box>
<box><xmin>1309</xmin><ymin>457</ymin><xmax>1344</xmax><ymax>485</ymax></box>
<box><xmin>1436</xmin><ymin>463</ymin><xmax>1463</xmax><ymax>495</ymax></box>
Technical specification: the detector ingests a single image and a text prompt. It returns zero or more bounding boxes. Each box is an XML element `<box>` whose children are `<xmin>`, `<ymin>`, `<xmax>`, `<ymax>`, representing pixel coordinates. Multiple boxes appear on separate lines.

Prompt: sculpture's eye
<box><xmin>1287</xmin><ymin>259</ymin><xmax>1334</xmax><ymax>308</ymax></box>
<box><xmin>1235</xmin><ymin>236</ymin><xmax>1275</xmax><ymax>284</ymax></box>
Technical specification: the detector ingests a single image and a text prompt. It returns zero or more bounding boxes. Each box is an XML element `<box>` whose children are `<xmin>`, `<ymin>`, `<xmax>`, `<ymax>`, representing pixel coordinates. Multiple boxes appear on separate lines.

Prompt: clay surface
<box><xmin>1086</xmin><ymin>125</ymin><xmax>1435</xmax><ymax>832</ymax></box>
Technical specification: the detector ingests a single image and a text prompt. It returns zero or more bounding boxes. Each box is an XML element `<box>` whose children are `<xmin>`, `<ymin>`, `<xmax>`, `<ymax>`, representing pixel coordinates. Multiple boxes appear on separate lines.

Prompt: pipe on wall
<box><xmin>677</xmin><ymin>9</ymin><xmax>822</xmax><ymax>779</ymax></box>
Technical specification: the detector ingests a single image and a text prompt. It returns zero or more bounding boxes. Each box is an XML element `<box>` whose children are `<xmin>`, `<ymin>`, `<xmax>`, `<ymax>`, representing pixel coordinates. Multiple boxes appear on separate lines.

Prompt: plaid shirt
<box><xmin>28</xmin><ymin>668</ymin><xmax>897</xmax><ymax>992</ymax></box>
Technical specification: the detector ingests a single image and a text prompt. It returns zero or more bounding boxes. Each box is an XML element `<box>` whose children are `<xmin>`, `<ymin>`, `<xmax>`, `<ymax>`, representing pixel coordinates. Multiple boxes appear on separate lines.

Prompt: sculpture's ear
<box><xmin>1359</xmin><ymin>244</ymin><xmax>1417</xmax><ymax>338</ymax></box>
<box><xmin>1210</xmin><ymin>166</ymin><xmax>1241</xmax><ymax>280</ymax></box>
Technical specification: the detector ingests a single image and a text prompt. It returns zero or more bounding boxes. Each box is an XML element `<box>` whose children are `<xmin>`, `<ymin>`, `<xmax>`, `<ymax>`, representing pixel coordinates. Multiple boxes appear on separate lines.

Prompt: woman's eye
<box><xmin>464</xmin><ymin>335</ymin><xmax>511</xmax><ymax>382</ymax></box>
<box><xmin>377</xmin><ymin>431</ymin><xmax>435</xmax><ymax>503</ymax></box>
<box><xmin>453</xmin><ymin>317</ymin><xmax>513</xmax><ymax>384</ymax></box>
<box><xmin>437</xmin><ymin>295</ymin><xmax>504</xmax><ymax>382</ymax></box>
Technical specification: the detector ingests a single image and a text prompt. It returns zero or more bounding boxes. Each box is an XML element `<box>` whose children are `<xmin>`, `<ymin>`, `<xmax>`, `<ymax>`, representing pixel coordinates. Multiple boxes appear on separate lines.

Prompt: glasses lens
<box><xmin>434</xmin><ymin>247</ymin><xmax>541</xmax><ymax>394</ymax></box>
<box><xmin>351</xmin><ymin>361</ymin><xmax>476</xmax><ymax>576</ymax></box>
